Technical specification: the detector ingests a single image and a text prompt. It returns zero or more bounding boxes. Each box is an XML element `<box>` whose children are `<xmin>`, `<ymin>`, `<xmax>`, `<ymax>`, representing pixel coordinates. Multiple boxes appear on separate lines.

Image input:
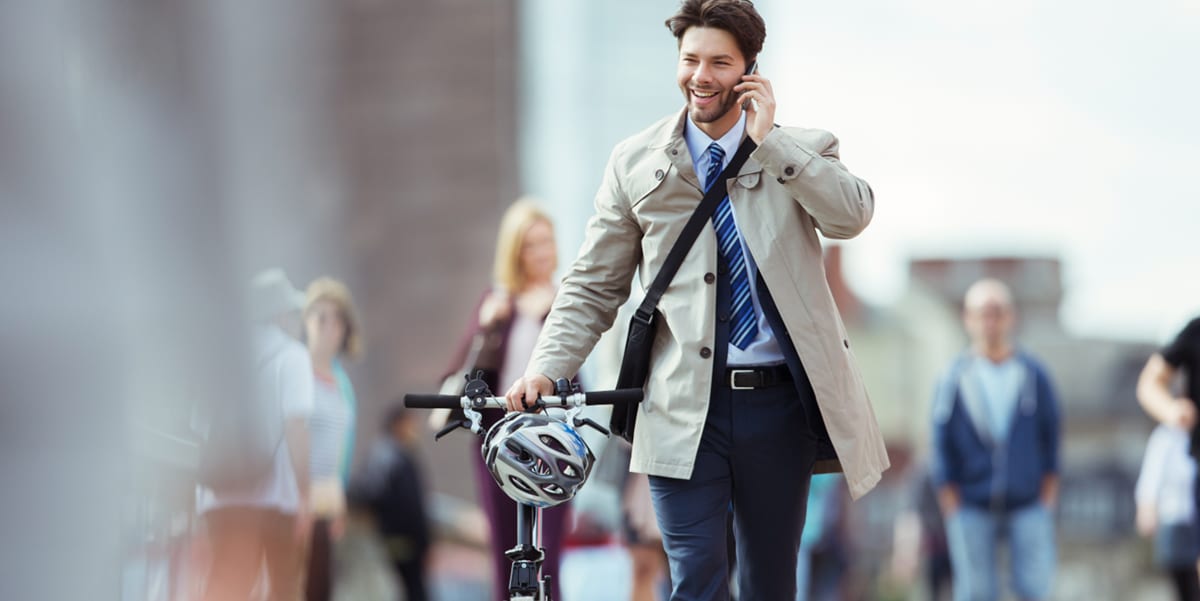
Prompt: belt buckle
<box><xmin>729</xmin><ymin>369</ymin><xmax>756</xmax><ymax>390</ymax></box>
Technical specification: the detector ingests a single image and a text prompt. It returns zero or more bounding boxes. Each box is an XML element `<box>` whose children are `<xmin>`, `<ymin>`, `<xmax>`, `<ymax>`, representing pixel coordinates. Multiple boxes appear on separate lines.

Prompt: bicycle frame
<box><xmin>404</xmin><ymin>374</ymin><xmax>642</xmax><ymax>600</ymax></box>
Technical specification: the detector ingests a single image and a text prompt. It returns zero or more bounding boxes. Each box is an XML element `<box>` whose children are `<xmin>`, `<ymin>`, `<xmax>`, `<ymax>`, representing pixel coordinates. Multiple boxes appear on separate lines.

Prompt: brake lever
<box><xmin>522</xmin><ymin>397</ymin><xmax>547</xmax><ymax>413</ymax></box>
<box><xmin>573</xmin><ymin>416</ymin><xmax>610</xmax><ymax>437</ymax></box>
<box><xmin>435</xmin><ymin>419</ymin><xmax>470</xmax><ymax>441</ymax></box>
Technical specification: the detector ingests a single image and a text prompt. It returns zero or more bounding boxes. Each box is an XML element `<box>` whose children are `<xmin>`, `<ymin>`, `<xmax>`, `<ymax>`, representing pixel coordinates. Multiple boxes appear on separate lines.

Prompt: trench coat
<box><xmin>527</xmin><ymin>108</ymin><xmax>889</xmax><ymax>500</ymax></box>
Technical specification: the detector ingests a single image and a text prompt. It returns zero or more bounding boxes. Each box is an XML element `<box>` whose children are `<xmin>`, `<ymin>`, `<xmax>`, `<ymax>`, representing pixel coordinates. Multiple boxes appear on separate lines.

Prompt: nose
<box><xmin>691</xmin><ymin>61</ymin><xmax>714</xmax><ymax>86</ymax></box>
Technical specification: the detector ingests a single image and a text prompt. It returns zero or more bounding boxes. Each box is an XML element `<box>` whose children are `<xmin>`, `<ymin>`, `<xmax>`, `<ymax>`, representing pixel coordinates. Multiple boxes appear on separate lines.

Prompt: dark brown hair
<box><xmin>665</xmin><ymin>0</ymin><xmax>766</xmax><ymax>64</ymax></box>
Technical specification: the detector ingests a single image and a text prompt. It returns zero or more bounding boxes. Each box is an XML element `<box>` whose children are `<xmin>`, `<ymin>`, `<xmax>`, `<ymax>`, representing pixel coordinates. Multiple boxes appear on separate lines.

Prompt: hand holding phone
<box><xmin>741</xmin><ymin>60</ymin><xmax>758</xmax><ymax>111</ymax></box>
<box><xmin>740</xmin><ymin>60</ymin><xmax>775</xmax><ymax>143</ymax></box>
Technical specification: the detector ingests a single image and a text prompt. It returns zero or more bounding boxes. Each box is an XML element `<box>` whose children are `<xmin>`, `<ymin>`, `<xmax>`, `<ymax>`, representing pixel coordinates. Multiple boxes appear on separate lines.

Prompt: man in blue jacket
<box><xmin>931</xmin><ymin>279</ymin><xmax>1061</xmax><ymax>601</ymax></box>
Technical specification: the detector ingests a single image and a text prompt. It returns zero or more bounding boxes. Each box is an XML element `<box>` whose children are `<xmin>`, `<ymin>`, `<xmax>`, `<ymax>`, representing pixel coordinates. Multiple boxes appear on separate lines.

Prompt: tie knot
<box><xmin>704</xmin><ymin>143</ymin><xmax>726</xmax><ymax>191</ymax></box>
<box><xmin>707</xmin><ymin>142</ymin><xmax>725</xmax><ymax>164</ymax></box>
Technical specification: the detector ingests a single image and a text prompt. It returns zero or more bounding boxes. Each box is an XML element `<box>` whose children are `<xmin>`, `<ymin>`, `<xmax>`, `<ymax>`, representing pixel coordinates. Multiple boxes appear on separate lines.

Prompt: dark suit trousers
<box><xmin>648</xmin><ymin>257</ymin><xmax>818</xmax><ymax>600</ymax></box>
<box><xmin>649</xmin><ymin>381</ymin><xmax>817</xmax><ymax>600</ymax></box>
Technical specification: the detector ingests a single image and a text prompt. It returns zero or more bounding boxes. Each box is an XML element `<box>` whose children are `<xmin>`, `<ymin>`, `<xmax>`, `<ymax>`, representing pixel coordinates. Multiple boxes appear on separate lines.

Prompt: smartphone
<box><xmin>741</xmin><ymin>60</ymin><xmax>758</xmax><ymax>111</ymax></box>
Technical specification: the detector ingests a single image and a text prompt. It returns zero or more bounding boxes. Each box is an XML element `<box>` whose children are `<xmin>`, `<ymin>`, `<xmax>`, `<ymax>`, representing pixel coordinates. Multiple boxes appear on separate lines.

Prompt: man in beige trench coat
<box><xmin>506</xmin><ymin>1</ymin><xmax>889</xmax><ymax>598</ymax></box>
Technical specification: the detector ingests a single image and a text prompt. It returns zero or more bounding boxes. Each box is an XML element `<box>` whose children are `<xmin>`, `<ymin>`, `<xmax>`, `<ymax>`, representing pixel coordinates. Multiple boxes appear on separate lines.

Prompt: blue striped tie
<box><xmin>704</xmin><ymin>142</ymin><xmax>758</xmax><ymax>350</ymax></box>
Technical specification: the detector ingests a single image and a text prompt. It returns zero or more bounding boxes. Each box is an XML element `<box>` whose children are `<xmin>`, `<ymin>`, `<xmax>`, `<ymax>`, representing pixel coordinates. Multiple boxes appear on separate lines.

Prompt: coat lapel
<box><xmin>651</xmin><ymin>108</ymin><xmax>703</xmax><ymax>193</ymax></box>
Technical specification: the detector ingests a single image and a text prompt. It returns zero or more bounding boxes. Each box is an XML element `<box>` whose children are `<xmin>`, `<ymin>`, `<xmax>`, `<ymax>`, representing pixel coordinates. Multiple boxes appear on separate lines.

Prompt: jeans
<box><xmin>945</xmin><ymin>502</ymin><xmax>1055</xmax><ymax>601</ymax></box>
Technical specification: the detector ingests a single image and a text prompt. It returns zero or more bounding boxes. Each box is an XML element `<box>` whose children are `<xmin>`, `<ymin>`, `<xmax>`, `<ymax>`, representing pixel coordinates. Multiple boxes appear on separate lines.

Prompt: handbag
<box><xmin>609</xmin><ymin>137</ymin><xmax>758</xmax><ymax>442</ymax></box>
<box><xmin>429</xmin><ymin>332</ymin><xmax>486</xmax><ymax>430</ymax></box>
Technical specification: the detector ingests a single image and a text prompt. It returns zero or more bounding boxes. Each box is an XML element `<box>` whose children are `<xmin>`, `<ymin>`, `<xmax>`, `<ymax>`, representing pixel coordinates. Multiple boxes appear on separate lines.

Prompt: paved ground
<box><xmin>430</xmin><ymin>542</ymin><xmax>634</xmax><ymax>601</ymax></box>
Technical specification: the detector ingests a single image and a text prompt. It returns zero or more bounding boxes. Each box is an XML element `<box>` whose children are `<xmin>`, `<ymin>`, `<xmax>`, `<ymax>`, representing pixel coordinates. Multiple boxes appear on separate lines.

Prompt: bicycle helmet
<box><xmin>481</xmin><ymin>411</ymin><xmax>595</xmax><ymax>508</ymax></box>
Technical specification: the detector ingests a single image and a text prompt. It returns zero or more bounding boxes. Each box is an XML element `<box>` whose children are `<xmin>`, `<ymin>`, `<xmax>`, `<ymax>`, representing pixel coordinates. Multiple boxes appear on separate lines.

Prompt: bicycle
<box><xmin>405</xmin><ymin>373</ymin><xmax>642</xmax><ymax>601</ymax></box>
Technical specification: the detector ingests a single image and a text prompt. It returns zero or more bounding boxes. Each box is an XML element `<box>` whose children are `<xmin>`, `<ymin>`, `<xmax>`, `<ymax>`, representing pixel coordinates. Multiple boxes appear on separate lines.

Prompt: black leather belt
<box><xmin>722</xmin><ymin>364</ymin><xmax>792</xmax><ymax>389</ymax></box>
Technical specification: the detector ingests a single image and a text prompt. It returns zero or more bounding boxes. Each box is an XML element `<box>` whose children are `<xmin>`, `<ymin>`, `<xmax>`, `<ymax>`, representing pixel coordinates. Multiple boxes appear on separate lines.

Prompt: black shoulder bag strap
<box><xmin>611</xmin><ymin>137</ymin><xmax>757</xmax><ymax>442</ymax></box>
<box><xmin>635</xmin><ymin>137</ymin><xmax>757</xmax><ymax>326</ymax></box>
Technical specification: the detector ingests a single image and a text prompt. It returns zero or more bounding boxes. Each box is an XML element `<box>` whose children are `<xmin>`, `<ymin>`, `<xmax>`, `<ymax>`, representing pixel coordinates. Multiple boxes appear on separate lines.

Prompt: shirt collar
<box><xmin>684</xmin><ymin>110</ymin><xmax>746</xmax><ymax>170</ymax></box>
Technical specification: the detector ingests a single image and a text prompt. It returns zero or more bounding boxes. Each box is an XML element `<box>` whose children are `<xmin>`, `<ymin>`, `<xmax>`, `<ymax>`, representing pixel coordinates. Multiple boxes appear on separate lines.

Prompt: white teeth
<box><xmin>693</xmin><ymin>91</ymin><xmax>716</xmax><ymax>98</ymax></box>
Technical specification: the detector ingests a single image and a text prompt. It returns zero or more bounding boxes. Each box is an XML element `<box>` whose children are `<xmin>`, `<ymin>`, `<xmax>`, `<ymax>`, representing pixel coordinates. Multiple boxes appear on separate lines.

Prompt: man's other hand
<box><xmin>505</xmin><ymin>374</ymin><xmax>554</xmax><ymax>412</ymax></box>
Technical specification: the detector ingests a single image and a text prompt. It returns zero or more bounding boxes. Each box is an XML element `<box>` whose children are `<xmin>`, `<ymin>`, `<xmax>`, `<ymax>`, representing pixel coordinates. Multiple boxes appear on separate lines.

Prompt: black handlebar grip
<box><xmin>403</xmin><ymin>393</ymin><xmax>463</xmax><ymax>409</ymax></box>
<box><xmin>584</xmin><ymin>388</ymin><xmax>644</xmax><ymax>405</ymax></box>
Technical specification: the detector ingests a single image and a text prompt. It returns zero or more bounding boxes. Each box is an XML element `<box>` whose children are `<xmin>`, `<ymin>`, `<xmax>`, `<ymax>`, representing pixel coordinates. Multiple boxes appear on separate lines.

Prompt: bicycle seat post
<box><xmin>505</xmin><ymin>502</ymin><xmax>545</xmax><ymax>599</ymax></box>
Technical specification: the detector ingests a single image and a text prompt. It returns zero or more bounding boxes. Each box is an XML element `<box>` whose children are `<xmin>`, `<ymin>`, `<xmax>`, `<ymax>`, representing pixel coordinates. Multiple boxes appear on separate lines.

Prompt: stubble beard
<box><xmin>688</xmin><ymin>88</ymin><xmax>738</xmax><ymax>124</ymax></box>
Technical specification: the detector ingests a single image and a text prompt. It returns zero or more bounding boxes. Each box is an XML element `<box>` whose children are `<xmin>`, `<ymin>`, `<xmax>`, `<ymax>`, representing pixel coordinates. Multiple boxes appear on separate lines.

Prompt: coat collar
<box><xmin>650</xmin><ymin>107</ymin><xmax>763</xmax><ymax>192</ymax></box>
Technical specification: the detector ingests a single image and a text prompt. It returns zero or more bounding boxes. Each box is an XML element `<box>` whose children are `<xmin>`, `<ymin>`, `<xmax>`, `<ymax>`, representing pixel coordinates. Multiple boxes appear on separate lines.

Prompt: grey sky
<box><xmin>519</xmin><ymin>0</ymin><xmax>1199</xmax><ymax>343</ymax></box>
<box><xmin>768</xmin><ymin>0</ymin><xmax>1200</xmax><ymax>341</ymax></box>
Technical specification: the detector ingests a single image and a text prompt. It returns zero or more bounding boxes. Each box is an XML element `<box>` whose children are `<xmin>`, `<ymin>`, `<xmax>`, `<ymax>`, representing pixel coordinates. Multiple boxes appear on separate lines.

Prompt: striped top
<box><xmin>310</xmin><ymin>374</ymin><xmax>352</xmax><ymax>481</ymax></box>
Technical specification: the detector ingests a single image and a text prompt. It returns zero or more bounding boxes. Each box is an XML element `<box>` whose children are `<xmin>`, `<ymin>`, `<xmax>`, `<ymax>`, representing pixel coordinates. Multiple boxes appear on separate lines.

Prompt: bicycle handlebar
<box><xmin>578</xmin><ymin>388</ymin><xmax>644</xmax><ymax>405</ymax></box>
<box><xmin>403</xmin><ymin>394</ymin><xmax>472</xmax><ymax>409</ymax></box>
<box><xmin>404</xmin><ymin>388</ymin><xmax>643</xmax><ymax>410</ymax></box>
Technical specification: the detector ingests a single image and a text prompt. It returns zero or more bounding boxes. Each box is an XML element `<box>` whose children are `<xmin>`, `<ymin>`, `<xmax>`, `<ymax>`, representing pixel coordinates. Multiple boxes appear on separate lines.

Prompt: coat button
<box><xmin>671</xmin><ymin>149</ymin><xmax>678</xmax><ymax>155</ymax></box>
<box><xmin>704</xmin><ymin>272</ymin><xmax>715</xmax><ymax>284</ymax></box>
<box><xmin>784</xmin><ymin>166</ymin><xmax>796</xmax><ymax>176</ymax></box>
<box><xmin>718</xmin><ymin>313</ymin><xmax>729</xmax><ymax>323</ymax></box>
<box><xmin>655</xmin><ymin>169</ymin><xmax>665</xmax><ymax>181</ymax></box>
<box><xmin>699</xmin><ymin>347</ymin><xmax>712</xmax><ymax>359</ymax></box>
<box><xmin>777</xmin><ymin>177</ymin><xmax>785</xmax><ymax>184</ymax></box>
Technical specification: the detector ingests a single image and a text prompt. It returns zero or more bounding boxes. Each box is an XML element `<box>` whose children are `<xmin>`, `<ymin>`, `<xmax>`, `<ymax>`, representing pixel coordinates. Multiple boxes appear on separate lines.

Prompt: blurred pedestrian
<box><xmin>441</xmin><ymin>197</ymin><xmax>568</xmax><ymax>600</ymax></box>
<box><xmin>1135</xmin><ymin>424</ymin><xmax>1200</xmax><ymax>601</ymax></box>
<box><xmin>1138</xmin><ymin>316</ymin><xmax>1200</xmax><ymax>582</ymax></box>
<box><xmin>625</xmin><ymin>473</ymin><xmax>670</xmax><ymax>601</ymax></box>
<box><xmin>890</xmin><ymin>464</ymin><xmax>952</xmax><ymax>601</ymax></box>
<box><xmin>1138</xmin><ymin>316</ymin><xmax>1200</xmax><ymax>441</ymax></box>
<box><xmin>593</xmin><ymin>438</ymin><xmax>671</xmax><ymax>601</ymax></box>
<box><xmin>199</xmin><ymin>268</ymin><xmax>314</xmax><ymax>601</ymax></box>
<box><xmin>930</xmin><ymin>278</ymin><xmax>1061</xmax><ymax>601</ymax></box>
<box><xmin>795</xmin><ymin>473</ymin><xmax>847</xmax><ymax>601</ymax></box>
<box><xmin>349</xmin><ymin>406</ymin><xmax>432</xmax><ymax>601</ymax></box>
<box><xmin>302</xmin><ymin>277</ymin><xmax>363</xmax><ymax>601</ymax></box>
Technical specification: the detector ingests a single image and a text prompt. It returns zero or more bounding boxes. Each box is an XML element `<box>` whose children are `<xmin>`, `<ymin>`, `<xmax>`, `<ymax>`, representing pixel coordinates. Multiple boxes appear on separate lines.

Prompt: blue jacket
<box><xmin>930</xmin><ymin>350</ymin><xmax>1060</xmax><ymax>509</ymax></box>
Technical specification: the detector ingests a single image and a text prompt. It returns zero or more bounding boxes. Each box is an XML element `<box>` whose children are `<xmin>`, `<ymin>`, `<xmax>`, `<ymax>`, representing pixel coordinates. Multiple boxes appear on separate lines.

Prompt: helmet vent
<box><xmin>538</xmin><ymin>434</ymin><xmax>569</xmax><ymax>455</ymax></box>
<box><xmin>505</xmin><ymin>440</ymin><xmax>533</xmax><ymax>463</ymax></box>
<box><xmin>558</xmin><ymin>461</ymin><xmax>577</xmax><ymax>478</ymax></box>
<box><xmin>508</xmin><ymin>476</ymin><xmax>536</xmax><ymax>495</ymax></box>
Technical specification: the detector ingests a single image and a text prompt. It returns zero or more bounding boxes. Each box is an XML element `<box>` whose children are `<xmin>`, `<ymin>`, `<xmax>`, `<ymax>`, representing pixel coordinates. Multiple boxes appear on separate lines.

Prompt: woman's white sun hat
<box><xmin>249</xmin><ymin>268</ymin><xmax>306</xmax><ymax>322</ymax></box>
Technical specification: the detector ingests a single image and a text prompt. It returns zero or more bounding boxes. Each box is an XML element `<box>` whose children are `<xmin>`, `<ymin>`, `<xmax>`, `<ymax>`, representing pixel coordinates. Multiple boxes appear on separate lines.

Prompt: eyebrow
<box><xmin>680</xmin><ymin>52</ymin><xmax>737</xmax><ymax>62</ymax></box>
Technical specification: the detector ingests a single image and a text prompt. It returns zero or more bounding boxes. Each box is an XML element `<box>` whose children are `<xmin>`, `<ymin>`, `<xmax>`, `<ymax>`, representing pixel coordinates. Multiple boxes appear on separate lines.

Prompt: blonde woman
<box><xmin>303</xmin><ymin>277</ymin><xmax>362</xmax><ymax>601</ymax></box>
<box><xmin>443</xmin><ymin>198</ymin><xmax>566</xmax><ymax>600</ymax></box>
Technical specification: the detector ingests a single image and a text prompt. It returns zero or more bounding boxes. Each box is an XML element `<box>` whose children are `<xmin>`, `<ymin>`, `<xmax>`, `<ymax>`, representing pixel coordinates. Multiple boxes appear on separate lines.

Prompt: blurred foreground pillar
<box><xmin>0</xmin><ymin>0</ymin><xmax>332</xmax><ymax>599</ymax></box>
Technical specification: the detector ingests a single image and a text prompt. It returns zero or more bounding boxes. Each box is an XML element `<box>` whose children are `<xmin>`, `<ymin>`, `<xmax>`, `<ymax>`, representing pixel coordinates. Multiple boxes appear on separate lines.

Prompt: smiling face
<box><xmin>676</xmin><ymin>26</ymin><xmax>749</xmax><ymax>139</ymax></box>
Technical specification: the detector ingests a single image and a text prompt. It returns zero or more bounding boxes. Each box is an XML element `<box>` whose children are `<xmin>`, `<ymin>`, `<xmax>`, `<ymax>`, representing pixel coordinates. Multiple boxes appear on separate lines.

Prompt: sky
<box><xmin>766</xmin><ymin>0</ymin><xmax>1200</xmax><ymax>342</ymax></box>
<box><xmin>518</xmin><ymin>0</ymin><xmax>1200</xmax><ymax>345</ymax></box>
